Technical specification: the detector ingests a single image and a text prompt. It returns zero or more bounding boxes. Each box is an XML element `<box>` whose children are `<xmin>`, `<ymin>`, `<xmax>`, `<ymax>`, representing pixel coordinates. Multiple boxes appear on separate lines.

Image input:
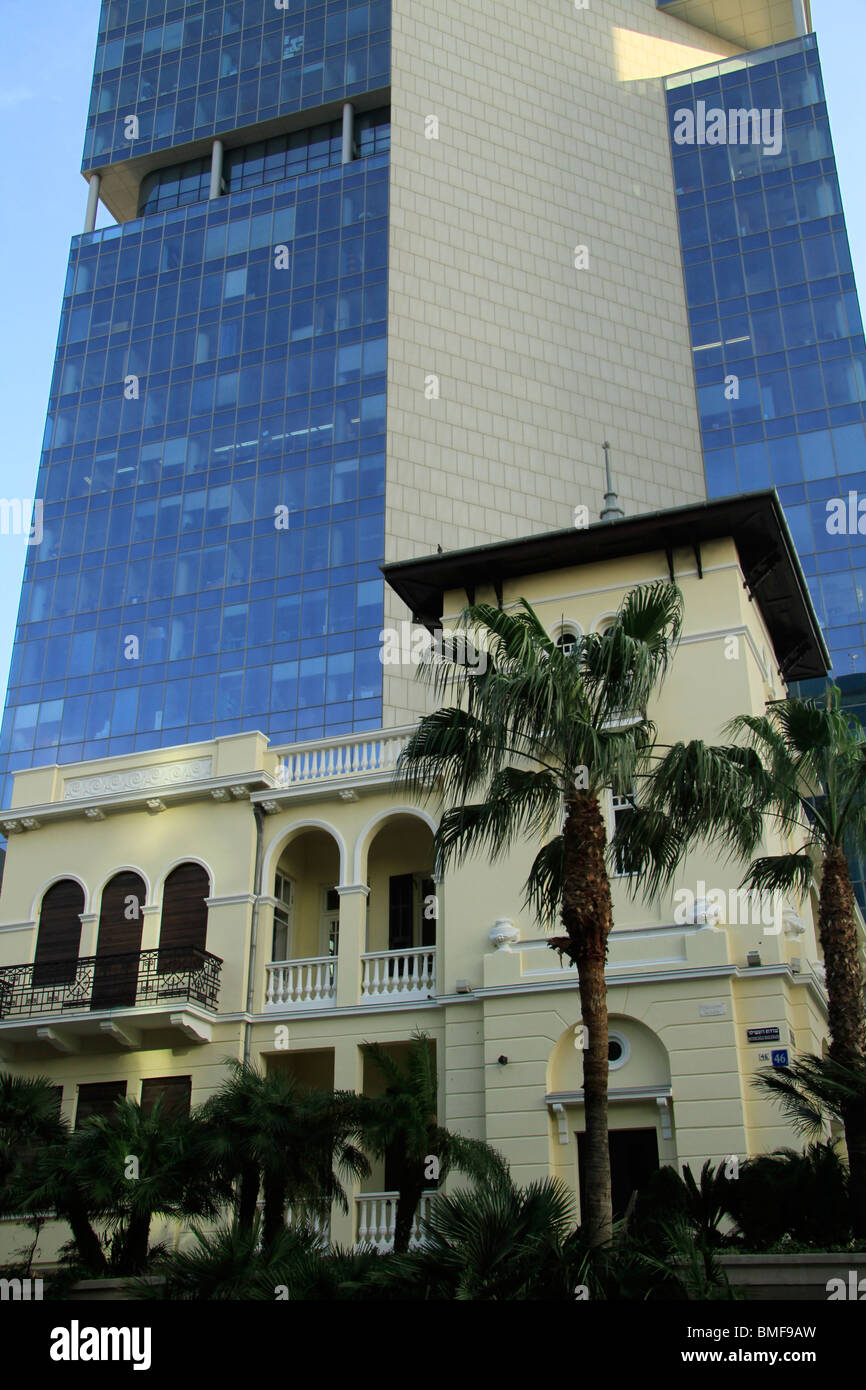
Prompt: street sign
<box><xmin>771</xmin><ymin>1049</ymin><xmax>789</xmax><ymax>1068</ymax></box>
<box><xmin>746</xmin><ymin>1026</ymin><xmax>781</xmax><ymax>1043</ymax></box>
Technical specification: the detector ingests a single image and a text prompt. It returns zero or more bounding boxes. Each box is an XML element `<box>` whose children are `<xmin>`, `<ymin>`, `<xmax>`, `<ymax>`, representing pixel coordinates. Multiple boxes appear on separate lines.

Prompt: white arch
<box><xmin>352</xmin><ymin>805</ymin><xmax>438</xmax><ymax>883</ymax></box>
<box><xmin>30</xmin><ymin>873</ymin><xmax>90</xmax><ymax>924</ymax></box>
<box><xmin>92</xmin><ymin>865</ymin><xmax>152</xmax><ymax>910</ymax></box>
<box><xmin>262</xmin><ymin>819</ymin><xmax>349</xmax><ymax>892</ymax></box>
<box><xmin>155</xmin><ymin>856</ymin><xmax>215</xmax><ymax>902</ymax></box>
<box><xmin>592</xmin><ymin>610</ymin><xmax>618</xmax><ymax>634</ymax></box>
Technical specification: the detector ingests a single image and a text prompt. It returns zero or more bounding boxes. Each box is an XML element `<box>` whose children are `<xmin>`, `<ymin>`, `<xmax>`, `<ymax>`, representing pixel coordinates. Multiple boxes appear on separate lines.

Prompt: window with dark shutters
<box><xmin>158</xmin><ymin>863</ymin><xmax>210</xmax><ymax>972</ymax></box>
<box><xmin>75</xmin><ymin>1080</ymin><xmax>126</xmax><ymax>1129</ymax></box>
<box><xmin>92</xmin><ymin>871</ymin><xmax>146</xmax><ymax>1010</ymax></box>
<box><xmin>139</xmin><ymin>1076</ymin><xmax>191</xmax><ymax>1120</ymax></box>
<box><xmin>32</xmin><ymin>880</ymin><xmax>86</xmax><ymax>987</ymax></box>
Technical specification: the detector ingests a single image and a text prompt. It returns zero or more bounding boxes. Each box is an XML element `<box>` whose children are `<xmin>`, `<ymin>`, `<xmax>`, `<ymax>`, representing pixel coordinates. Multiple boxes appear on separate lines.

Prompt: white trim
<box><xmin>30</xmin><ymin>873</ymin><xmax>90</xmax><ymax>923</ymax></box>
<box><xmin>155</xmin><ymin>857</ymin><xmax>214</xmax><ymax>899</ymax></box>
<box><xmin>92</xmin><ymin>865</ymin><xmax>151</xmax><ymax>907</ymax></box>
<box><xmin>352</xmin><ymin>805</ymin><xmax>438</xmax><ymax>882</ymax></box>
<box><xmin>0</xmin><ymin>921</ymin><xmax>37</xmax><ymax>934</ymax></box>
<box><xmin>607</xmin><ymin>1030</ymin><xmax>630</xmax><ymax>1071</ymax></box>
<box><xmin>262</xmin><ymin>819</ymin><xmax>348</xmax><ymax>888</ymax></box>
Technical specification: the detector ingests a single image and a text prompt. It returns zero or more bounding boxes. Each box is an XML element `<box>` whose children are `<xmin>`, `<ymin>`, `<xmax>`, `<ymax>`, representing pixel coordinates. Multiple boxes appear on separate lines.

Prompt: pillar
<box><xmin>335</xmin><ymin>882</ymin><xmax>368</xmax><ymax>1008</ymax></box>
<box><xmin>83</xmin><ymin>173</ymin><xmax>101</xmax><ymax>234</ymax></box>
<box><xmin>209</xmin><ymin>139</ymin><xmax>224</xmax><ymax>200</ymax></box>
<box><xmin>341</xmin><ymin>102</ymin><xmax>354</xmax><ymax>164</ymax></box>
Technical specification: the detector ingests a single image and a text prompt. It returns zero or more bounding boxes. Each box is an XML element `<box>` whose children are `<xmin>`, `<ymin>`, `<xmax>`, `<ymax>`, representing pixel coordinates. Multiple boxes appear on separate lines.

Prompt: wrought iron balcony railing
<box><xmin>0</xmin><ymin>947</ymin><xmax>222</xmax><ymax>1020</ymax></box>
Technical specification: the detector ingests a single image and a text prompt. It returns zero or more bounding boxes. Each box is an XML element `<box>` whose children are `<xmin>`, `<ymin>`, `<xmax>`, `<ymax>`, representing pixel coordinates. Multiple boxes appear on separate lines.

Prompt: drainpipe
<box><xmin>243</xmin><ymin>803</ymin><xmax>266</xmax><ymax>1066</ymax></box>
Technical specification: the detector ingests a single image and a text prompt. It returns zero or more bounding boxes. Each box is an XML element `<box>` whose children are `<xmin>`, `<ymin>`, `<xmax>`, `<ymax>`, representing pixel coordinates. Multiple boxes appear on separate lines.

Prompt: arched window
<box><xmin>552</xmin><ymin>622</ymin><xmax>582</xmax><ymax>657</ymax></box>
<box><xmin>33</xmin><ymin>880</ymin><xmax>85</xmax><ymax>986</ymax></box>
<box><xmin>92</xmin><ymin>871</ymin><xmax>146</xmax><ymax>1010</ymax></box>
<box><xmin>158</xmin><ymin>863</ymin><xmax>210</xmax><ymax>971</ymax></box>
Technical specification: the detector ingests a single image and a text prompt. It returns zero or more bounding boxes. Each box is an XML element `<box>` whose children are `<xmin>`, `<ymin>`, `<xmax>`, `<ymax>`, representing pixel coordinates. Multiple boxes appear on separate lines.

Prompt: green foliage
<box><xmin>395</xmin><ymin>584</ymin><xmax>684</xmax><ymax>920</ymax></box>
<box><xmin>753</xmin><ymin>1053</ymin><xmax>866</xmax><ymax>1138</ymax></box>
<box><xmin>615</xmin><ymin>685</ymin><xmax>866</xmax><ymax>900</ymax></box>
<box><xmin>724</xmin><ymin>1144</ymin><xmax>851</xmax><ymax>1250</ymax></box>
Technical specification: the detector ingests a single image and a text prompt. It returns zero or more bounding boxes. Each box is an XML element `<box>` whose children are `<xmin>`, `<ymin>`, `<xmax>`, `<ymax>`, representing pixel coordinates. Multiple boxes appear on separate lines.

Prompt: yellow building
<box><xmin>0</xmin><ymin>491</ymin><xmax>845</xmax><ymax>1260</ymax></box>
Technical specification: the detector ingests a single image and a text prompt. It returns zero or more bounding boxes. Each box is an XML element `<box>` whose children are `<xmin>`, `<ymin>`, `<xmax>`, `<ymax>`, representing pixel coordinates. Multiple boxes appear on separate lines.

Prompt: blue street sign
<box><xmin>771</xmin><ymin>1049</ymin><xmax>789</xmax><ymax>1068</ymax></box>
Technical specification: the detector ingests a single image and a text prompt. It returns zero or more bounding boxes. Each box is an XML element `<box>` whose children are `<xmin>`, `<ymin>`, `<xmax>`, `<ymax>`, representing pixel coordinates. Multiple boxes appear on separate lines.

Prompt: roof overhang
<box><xmin>656</xmin><ymin>0</ymin><xmax>810</xmax><ymax>50</ymax></box>
<box><xmin>382</xmin><ymin>490</ymin><xmax>830</xmax><ymax>683</ymax></box>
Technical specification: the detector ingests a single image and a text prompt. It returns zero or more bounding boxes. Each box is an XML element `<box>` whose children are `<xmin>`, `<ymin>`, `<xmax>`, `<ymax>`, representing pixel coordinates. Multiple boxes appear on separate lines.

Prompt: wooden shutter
<box><xmin>92</xmin><ymin>872</ymin><xmax>146</xmax><ymax>1009</ymax></box>
<box><xmin>139</xmin><ymin>1076</ymin><xmax>191</xmax><ymax>1120</ymax></box>
<box><xmin>158</xmin><ymin>863</ymin><xmax>210</xmax><ymax>970</ymax></box>
<box><xmin>32</xmin><ymin>880</ymin><xmax>85</xmax><ymax>987</ymax></box>
<box><xmin>75</xmin><ymin>1080</ymin><xmax>126</xmax><ymax>1129</ymax></box>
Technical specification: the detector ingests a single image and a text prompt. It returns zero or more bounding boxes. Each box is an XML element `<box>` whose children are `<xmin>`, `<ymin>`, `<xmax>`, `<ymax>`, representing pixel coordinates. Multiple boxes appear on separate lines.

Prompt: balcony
<box><xmin>361</xmin><ymin>947</ymin><xmax>435</xmax><ymax>1001</ymax></box>
<box><xmin>265</xmin><ymin>956</ymin><xmax>337</xmax><ymax>1010</ymax></box>
<box><xmin>269</xmin><ymin>727</ymin><xmax>415</xmax><ymax>798</ymax></box>
<box><xmin>264</xmin><ymin>947</ymin><xmax>436</xmax><ymax>1012</ymax></box>
<box><xmin>0</xmin><ymin>948</ymin><xmax>222</xmax><ymax>1054</ymax></box>
<box><xmin>355</xmin><ymin>1191</ymin><xmax>436</xmax><ymax>1253</ymax></box>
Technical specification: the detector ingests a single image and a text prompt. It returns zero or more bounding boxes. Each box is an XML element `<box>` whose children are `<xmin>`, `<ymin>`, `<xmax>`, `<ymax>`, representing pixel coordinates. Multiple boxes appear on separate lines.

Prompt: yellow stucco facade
<box><xmin>0</xmin><ymin>510</ymin><xmax>839</xmax><ymax>1262</ymax></box>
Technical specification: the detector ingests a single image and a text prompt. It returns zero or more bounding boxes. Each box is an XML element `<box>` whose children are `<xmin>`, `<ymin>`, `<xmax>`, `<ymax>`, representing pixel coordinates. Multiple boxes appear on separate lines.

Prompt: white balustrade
<box><xmin>361</xmin><ymin>947</ymin><xmax>436</xmax><ymax>1000</ymax></box>
<box><xmin>355</xmin><ymin>1191</ymin><xmax>435</xmax><ymax>1253</ymax></box>
<box><xmin>274</xmin><ymin>727</ymin><xmax>415</xmax><ymax>788</ymax></box>
<box><xmin>265</xmin><ymin>956</ymin><xmax>336</xmax><ymax>1009</ymax></box>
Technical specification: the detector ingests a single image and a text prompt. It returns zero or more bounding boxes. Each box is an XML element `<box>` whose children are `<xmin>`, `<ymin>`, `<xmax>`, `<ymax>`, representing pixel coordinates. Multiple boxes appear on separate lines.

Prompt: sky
<box><xmin>0</xmin><ymin>0</ymin><xmax>862</xmax><ymax>721</ymax></box>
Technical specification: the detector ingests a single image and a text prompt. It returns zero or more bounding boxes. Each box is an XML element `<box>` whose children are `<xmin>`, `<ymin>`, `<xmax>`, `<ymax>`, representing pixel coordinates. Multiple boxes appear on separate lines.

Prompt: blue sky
<box><xmin>0</xmin><ymin>0</ymin><xmax>862</xmax><ymax>719</ymax></box>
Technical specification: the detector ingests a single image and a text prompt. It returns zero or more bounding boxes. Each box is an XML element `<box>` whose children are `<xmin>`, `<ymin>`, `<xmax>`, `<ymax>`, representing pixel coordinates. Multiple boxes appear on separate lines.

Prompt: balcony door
<box><xmin>91</xmin><ymin>871</ymin><xmax>146</xmax><ymax>1010</ymax></box>
<box><xmin>388</xmin><ymin>874</ymin><xmax>436</xmax><ymax>952</ymax></box>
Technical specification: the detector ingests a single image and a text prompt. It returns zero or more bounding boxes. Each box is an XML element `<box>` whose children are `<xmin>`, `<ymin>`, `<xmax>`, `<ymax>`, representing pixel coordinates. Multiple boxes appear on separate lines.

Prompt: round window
<box><xmin>607</xmin><ymin>1033</ymin><xmax>629</xmax><ymax>1069</ymax></box>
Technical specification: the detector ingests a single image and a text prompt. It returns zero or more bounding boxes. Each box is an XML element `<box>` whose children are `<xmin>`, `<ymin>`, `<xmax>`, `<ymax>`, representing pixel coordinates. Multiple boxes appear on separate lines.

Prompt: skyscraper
<box><xmin>0</xmin><ymin>0</ymin><xmax>860</xmax><ymax>1263</ymax></box>
<box><xmin>0</xmin><ymin>0</ymin><xmax>861</xmax><ymax>806</ymax></box>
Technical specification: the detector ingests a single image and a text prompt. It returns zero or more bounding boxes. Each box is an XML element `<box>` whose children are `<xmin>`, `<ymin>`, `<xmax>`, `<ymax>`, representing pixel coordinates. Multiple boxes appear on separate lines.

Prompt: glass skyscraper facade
<box><xmin>0</xmin><ymin>0</ymin><xmax>390</xmax><ymax>806</ymax></box>
<box><xmin>665</xmin><ymin>33</ymin><xmax>866</xmax><ymax>903</ymax></box>
<box><xmin>666</xmin><ymin>35</ymin><xmax>866</xmax><ymax>681</ymax></box>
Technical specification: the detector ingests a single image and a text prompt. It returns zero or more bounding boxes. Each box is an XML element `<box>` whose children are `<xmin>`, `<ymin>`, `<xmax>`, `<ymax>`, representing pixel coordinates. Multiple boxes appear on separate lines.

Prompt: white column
<box><xmin>335</xmin><ymin>883</ymin><xmax>368</xmax><ymax>1008</ymax></box>
<box><xmin>341</xmin><ymin>102</ymin><xmax>355</xmax><ymax>164</ymax></box>
<box><xmin>83</xmin><ymin>173</ymin><xmax>101</xmax><ymax>233</ymax></box>
<box><xmin>209</xmin><ymin>139</ymin><xmax>224</xmax><ymax>199</ymax></box>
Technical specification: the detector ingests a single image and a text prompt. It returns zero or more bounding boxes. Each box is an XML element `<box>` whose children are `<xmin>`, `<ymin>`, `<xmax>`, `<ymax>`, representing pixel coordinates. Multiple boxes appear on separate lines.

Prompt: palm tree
<box><xmin>69</xmin><ymin>1096</ymin><xmax>223</xmax><ymax>1273</ymax></box>
<box><xmin>199</xmin><ymin>1061</ymin><xmax>369</xmax><ymax>1249</ymax></box>
<box><xmin>354</xmin><ymin>1032</ymin><xmax>509</xmax><ymax>1253</ymax></box>
<box><xmin>0</xmin><ymin>1073</ymin><xmax>65</xmax><ymax>1199</ymax></box>
<box><xmin>374</xmin><ymin>1174</ymin><xmax>581</xmax><ymax>1300</ymax></box>
<box><xmin>396</xmin><ymin>585</ymin><xmax>684</xmax><ymax>1244</ymax></box>
<box><xmin>614</xmin><ymin>687</ymin><xmax>866</xmax><ymax>1232</ymax></box>
<box><xmin>0</xmin><ymin>1073</ymin><xmax>110</xmax><ymax>1273</ymax></box>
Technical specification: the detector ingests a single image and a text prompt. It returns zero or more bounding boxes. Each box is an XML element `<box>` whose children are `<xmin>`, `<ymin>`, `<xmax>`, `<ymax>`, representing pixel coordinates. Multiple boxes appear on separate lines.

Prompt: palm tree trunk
<box><xmin>818</xmin><ymin>846</ymin><xmax>866</xmax><ymax>1235</ymax></box>
<box><xmin>561</xmin><ymin>792</ymin><xmax>614</xmax><ymax>1247</ymax></box>
<box><xmin>394</xmin><ymin>1182</ymin><xmax>424</xmax><ymax>1254</ymax></box>
<box><xmin>63</xmin><ymin>1202</ymin><xmax>108</xmax><ymax>1275</ymax></box>
<box><xmin>118</xmin><ymin>1212</ymin><xmax>151</xmax><ymax>1274</ymax></box>
<box><xmin>262</xmin><ymin>1172</ymin><xmax>288</xmax><ymax>1250</ymax></box>
<box><xmin>237</xmin><ymin>1163</ymin><xmax>260</xmax><ymax>1234</ymax></box>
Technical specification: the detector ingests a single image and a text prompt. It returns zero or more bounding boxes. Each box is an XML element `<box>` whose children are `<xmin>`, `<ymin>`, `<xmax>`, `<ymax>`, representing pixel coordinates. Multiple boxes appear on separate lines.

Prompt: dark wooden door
<box><xmin>91</xmin><ymin>872</ymin><xmax>146</xmax><ymax>1010</ymax></box>
<box><xmin>32</xmin><ymin>880</ymin><xmax>85</xmax><ymax>988</ymax></box>
<box><xmin>158</xmin><ymin>863</ymin><xmax>210</xmax><ymax>978</ymax></box>
<box><xmin>577</xmin><ymin>1127</ymin><xmax>660</xmax><ymax>1222</ymax></box>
